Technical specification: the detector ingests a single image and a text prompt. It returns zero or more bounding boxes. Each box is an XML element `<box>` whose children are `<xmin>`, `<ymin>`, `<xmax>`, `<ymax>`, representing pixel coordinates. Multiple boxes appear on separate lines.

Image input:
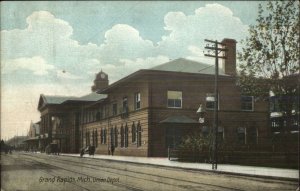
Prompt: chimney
<box><xmin>221</xmin><ymin>38</ymin><xmax>237</xmax><ymax>76</ymax></box>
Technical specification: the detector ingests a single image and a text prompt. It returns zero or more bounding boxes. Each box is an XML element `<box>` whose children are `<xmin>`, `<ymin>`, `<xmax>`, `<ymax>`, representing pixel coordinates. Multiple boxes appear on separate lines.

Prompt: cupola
<box><xmin>91</xmin><ymin>69</ymin><xmax>109</xmax><ymax>92</ymax></box>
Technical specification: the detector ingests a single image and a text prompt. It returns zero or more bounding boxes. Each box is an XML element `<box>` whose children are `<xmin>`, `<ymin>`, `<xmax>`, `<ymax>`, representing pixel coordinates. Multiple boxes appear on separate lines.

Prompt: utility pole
<box><xmin>204</xmin><ymin>39</ymin><xmax>227</xmax><ymax>170</ymax></box>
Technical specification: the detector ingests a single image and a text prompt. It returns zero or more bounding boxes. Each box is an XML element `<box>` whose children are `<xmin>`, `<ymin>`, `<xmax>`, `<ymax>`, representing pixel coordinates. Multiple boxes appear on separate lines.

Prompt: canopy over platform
<box><xmin>160</xmin><ymin>115</ymin><xmax>198</xmax><ymax>124</ymax></box>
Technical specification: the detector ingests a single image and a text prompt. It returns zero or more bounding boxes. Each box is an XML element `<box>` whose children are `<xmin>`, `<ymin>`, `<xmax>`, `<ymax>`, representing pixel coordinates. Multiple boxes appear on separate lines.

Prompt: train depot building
<box><xmin>33</xmin><ymin>38</ymin><xmax>297</xmax><ymax>157</ymax></box>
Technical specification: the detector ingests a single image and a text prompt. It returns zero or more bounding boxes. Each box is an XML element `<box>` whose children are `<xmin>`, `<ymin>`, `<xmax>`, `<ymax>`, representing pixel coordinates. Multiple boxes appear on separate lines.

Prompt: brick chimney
<box><xmin>221</xmin><ymin>38</ymin><xmax>237</xmax><ymax>76</ymax></box>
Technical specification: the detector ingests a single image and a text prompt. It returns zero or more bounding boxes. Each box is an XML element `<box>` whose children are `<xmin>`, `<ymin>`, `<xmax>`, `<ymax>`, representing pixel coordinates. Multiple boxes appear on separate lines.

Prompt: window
<box><xmin>137</xmin><ymin>122</ymin><xmax>142</xmax><ymax>147</ymax></box>
<box><xmin>101</xmin><ymin>128</ymin><xmax>107</xmax><ymax>144</ymax></box>
<box><xmin>100</xmin><ymin>128</ymin><xmax>103</xmax><ymax>144</ymax></box>
<box><xmin>206</xmin><ymin>93</ymin><xmax>218</xmax><ymax>110</ymax></box>
<box><xmin>247</xmin><ymin>127</ymin><xmax>258</xmax><ymax>145</ymax></box>
<box><xmin>103</xmin><ymin>129</ymin><xmax>107</xmax><ymax>144</ymax></box>
<box><xmin>241</xmin><ymin>96</ymin><xmax>254</xmax><ymax>111</ymax></box>
<box><xmin>132</xmin><ymin>122</ymin><xmax>136</xmax><ymax>143</ymax></box>
<box><xmin>114</xmin><ymin>127</ymin><xmax>118</xmax><ymax>148</ymax></box>
<box><xmin>92</xmin><ymin>130</ymin><xmax>95</xmax><ymax>146</ymax></box>
<box><xmin>95</xmin><ymin>130</ymin><xmax>98</xmax><ymax>147</ymax></box>
<box><xmin>86</xmin><ymin>131</ymin><xmax>90</xmax><ymax>146</ymax></box>
<box><xmin>112</xmin><ymin>103</ymin><xmax>117</xmax><ymax>116</ymax></box>
<box><xmin>134</xmin><ymin>93</ymin><xmax>141</xmax><ymax>110</ymax></box>
<box><xmin>167</xmin><ymin>91</ymin><xmax>182</xmax><ymax>108</ymax></box>
<box><xmin>237</xmin><ymin>127</ymin><xmax>246</xmax><ymax>144</ymax></box>
<box><xmin>121</xmin><ymin>125</ymin><xmax>124</xmax><ymax>148</ymax></box>
<box><xmin>122</xmin><ymin>97</ymin><xmax>128</xmax><ymax>113</ymax></box>
<box><xmin>110</xmin><ymin>127</ymin><xmax>114</xmax><ymax>147</ymax></box>
<box><xmin>81</xmin><ymin>130</ymin><xmax>84</xmax><ymax>148</ymax></box>
<box><xmin>125</xmin><ymin>124</ymin><xmax>128</xmax><ymax>148</ymax></box>
<box><xmin>96</xmin><ymin>110</ymin><xmax>101</xmax><ymax>121</ymax></box>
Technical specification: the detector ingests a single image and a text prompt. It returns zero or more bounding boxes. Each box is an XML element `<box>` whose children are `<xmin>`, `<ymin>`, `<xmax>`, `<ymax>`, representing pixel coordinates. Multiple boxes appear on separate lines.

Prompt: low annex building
<box><xmin>37</xmin><ymin>38</ymin><xmax>270</xmax><ymax>157</ymax></box>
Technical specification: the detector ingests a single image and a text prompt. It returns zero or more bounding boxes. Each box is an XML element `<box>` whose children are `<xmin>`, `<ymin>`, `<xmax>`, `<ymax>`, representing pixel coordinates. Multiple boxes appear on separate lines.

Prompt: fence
<box><xmin>168</xmin><ymin>147</ymin><xmax>299</xmax><ymax>169</ymax></box>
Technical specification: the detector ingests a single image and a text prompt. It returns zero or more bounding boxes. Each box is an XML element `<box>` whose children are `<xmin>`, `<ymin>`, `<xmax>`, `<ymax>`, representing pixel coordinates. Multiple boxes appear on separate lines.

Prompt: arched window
<box><xmin>125</xmin><ymin>124</ymin><xmax>128</xmax><ymax>148</ymax></box>
<box><xmin>132</xmin><ymin>122</ymin><xmax>136</xmax><ymax>143</ymax></box>
<box><xmin>137</xmin><ymin>122</ymin><xmax>142</xmax><ymax>147</ymax></box>
<box><xmin>121</xmin><ymin>125</ymin><xmax>124</xmax><ymax>148</ymax></box>
<box><xmin>95</xmin><ymin>129</ymin><xmax>98</xmax><ymax>147</ymax></box>
<box><xmin>104</xmin><ymin>128</ymin><xmax>107</xmax><ymax>144</ymax></box>
<box><xmin>110</xmin><ymin>127</ymin><xmax>114</xmax><ymax>147</ymax></box>
<box><xmin>92</xmin><ymin>130</ymin><xmax>95</xmax><ymax>146</ymax></box>
<box><xmin>114</xmin><ymin>126</ymin><xmax>118</xmax><ymax>148</ymax></box>
<box><xmin>85</xmin><ymin>131</ymin><xmax>88</xmax><ymax>146</ymax></box>
<box><xmin>100</xmin><ymin>128</ymin><xmax>103</xmax><ymax>144</ymax></box>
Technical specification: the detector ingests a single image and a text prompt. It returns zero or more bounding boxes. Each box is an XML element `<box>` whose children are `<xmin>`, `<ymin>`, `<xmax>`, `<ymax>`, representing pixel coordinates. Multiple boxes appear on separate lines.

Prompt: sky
<box><xmin>1</xmin><ymin>1</ymin><xmax>268</xmax><ymax>140</ymax></box>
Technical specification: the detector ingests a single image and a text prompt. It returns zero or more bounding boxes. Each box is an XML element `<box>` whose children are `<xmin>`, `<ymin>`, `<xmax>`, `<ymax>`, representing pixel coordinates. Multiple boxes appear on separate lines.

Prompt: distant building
<box><xmin>270</xmin><ymin>73</ymin><xmax>299</xmax><ymax>151</ymax></box>
<box><xmin>24</xmin><ymin>121</ymin><xmax>40</xmax><ymax>151</ymax></box>
<box><xmin>37</xmin><ymin>92</ymin><xmax>106</xmax><ymax>153</ymax></box>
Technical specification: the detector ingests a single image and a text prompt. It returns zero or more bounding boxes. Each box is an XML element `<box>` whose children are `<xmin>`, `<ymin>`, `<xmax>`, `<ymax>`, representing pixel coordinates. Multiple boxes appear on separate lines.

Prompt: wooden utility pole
<box><xmin>204</xmin><ymin>39</ymin><xmax>227</xmax><ymax>170</ymax></box>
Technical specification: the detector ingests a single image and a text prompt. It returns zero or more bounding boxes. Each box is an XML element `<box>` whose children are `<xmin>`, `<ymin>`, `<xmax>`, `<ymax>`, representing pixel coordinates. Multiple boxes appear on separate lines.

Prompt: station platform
<box><xmin>61</xmin><ymin>153</ymin><xmax>299</xmax><ymax>181</ymax></box>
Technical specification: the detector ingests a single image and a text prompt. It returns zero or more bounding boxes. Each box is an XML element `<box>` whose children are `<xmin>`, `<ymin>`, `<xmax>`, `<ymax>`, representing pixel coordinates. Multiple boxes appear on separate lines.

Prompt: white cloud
<box><xmin>1</xmin><ymin>5</ymin><xmax>250</xmax><ymax>139</ymax></box>
<box><xmin>1</xmin><ymin>83</ymin><xmax>91</xmax><ymax>139</ymax></box>
<box><xmin>158</xmin><ymin>3</ymin><xmax>248</xmax><ymax>57</ymax></box>
<box><xmin>2</xmin><ymin>56</ymin><xmax>55</xmax><ymax>76</ymax></box>
<box><xmin>99</xmin><ymin>24</ymin><xmax>156</xmax><ymax>64</ymax></box>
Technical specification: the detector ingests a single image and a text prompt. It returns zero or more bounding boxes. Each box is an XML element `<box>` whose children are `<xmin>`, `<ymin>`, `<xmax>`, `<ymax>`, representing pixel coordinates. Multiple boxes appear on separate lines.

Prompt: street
<box><xmin>1</xmin><ymin>152</ymin><xmax>298</xmax><ymax>191</ymax></box>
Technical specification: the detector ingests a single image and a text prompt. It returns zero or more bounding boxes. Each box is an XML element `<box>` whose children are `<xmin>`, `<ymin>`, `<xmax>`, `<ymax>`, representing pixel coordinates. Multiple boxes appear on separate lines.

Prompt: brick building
<box><xmin>37</xmin><ymin>92</ymin><xmax>106</xmax><ymax>153</ymax></box>
<box><xmin>80</xmin><ymin>38</ymin><xmax>270</xmax><ymax>157</ymax></box>
<box><xmin>37</xmin><ymin>38</ymin><xmax>271</xmax><ymax>156</ymax></box>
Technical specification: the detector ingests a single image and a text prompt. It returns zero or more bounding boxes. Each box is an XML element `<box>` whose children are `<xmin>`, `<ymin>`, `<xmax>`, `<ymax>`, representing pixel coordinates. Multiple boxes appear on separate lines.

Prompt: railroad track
<box><xmin>20</xmin><ymin>153</ymin><xmax>246</xmax><ymax>191</ymax></box>
<box><xmin>10</xmin><ymin>153</ymin><xmax>297</xmax><ymax>191</ymax></box>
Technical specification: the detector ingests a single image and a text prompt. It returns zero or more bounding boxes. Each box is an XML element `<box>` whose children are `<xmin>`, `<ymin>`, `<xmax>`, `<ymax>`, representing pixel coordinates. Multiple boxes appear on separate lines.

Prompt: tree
<box><xmin>238</xmin><ymin>0</ymin><xmax>299</xmax><ymax>141</ymax></box>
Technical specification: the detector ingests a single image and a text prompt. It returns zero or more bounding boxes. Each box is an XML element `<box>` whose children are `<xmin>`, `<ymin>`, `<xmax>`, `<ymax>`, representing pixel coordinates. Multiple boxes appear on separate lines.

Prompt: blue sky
<box><xmin>1</xmin><ymin>1</ymin><xmax>268</xmax><ymax>139</ymax></box>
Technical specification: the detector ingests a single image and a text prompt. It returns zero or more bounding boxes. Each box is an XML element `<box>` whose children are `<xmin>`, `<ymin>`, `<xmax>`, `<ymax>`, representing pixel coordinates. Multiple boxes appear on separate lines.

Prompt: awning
<box><xmin>202</xmin><ymin>126</ymin><xmax>223</xmax><ymax>133</ymax></box>
<box><xmin>52</xmin><ymin>134</ymin><xmax>67</xmax><ymax>139</ymax></box>
<box><xmin>23</xmin><ymin>137</ymin><xmax>40</xmax><ymax>142</ymax></box>
<box><xmin>160</xmin><ymin>115</ymin><xmax>198</xmax><ymax>124</ymax></box>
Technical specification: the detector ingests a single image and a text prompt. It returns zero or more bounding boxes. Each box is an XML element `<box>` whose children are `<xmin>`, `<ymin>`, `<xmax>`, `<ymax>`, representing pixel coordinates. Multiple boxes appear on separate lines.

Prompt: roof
<box><xmin>38</xmin><ymin>94</ymin><xmax>76</xmax><ymax>110</ymax></box>
<box><xmin>150</xmin><ymin>58</ymin><xmax>227</xmax><ymax>76</ymax></box>
<box><xmin>38</xmin><ymin>92</ymin><xmax>107</xmax><ymax>110</ymax></box>
<box><xmin>160</xmin><ymin>115</ymin><xmax>198</xmax><ymax>124</ymax></box>
<box><xmin>62</xmin><ymin>92</ymin><xmax>107</xmax><ymax>103</ymax></box>
<box><xmin>77</xmin><ymin>92</ymin><xmax>107</xmax><ymax>101</ymax></box>
<box><xmin>99</xmin><ymin>58</ymin><xmax>229</xmax><ymax>94</ymax></box>
<box><xmin>42</xmin><ymin>95</ymin><xmax>77</xmax><ymax>104</ymax></box>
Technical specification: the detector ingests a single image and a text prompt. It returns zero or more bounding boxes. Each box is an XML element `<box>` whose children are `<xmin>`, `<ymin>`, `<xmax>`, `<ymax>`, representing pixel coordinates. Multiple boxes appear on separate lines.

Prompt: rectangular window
<box><xmin>237</xmin><ymin>127</ymin><xmax>246</xmax><ymax>144</ymax></box>
<box><xmin>167</xmin><ymin>91</ymin><xmax>182</xmax><ymax>108</ymax></box>
<box><xmin>134</xmin><ymin>92</ymin><xmax>141</xmax><ymax>110</ymax></box>
<box><xmin>241</xmin><ymin>96</ymin><xmax>254</xmax><ymax>111</ymax></box>
<box><xmin>122</xmin><ymin>97</ymin><xmax>128</xmax><ymax>113</ymax></box>
<box><xmin>206</xmin><ymin>93</ymin><xmax>218</xmax><ymax>110</ymax></box>
<box><xmin>112</xmin><ymin>103</ymin><xmax>117</xmax><ymax>116</ymax></box>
